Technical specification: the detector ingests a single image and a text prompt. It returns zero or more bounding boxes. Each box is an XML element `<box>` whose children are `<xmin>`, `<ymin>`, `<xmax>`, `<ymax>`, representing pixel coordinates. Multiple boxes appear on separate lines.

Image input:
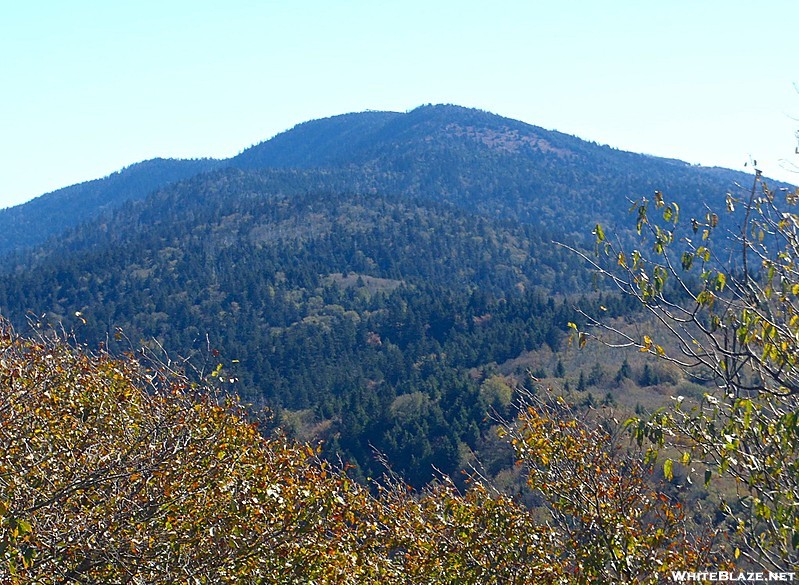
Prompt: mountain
<box><xmin>0</xmin><ymin>104</ymin><xmax>780</xmax><ymax>485</ymax></box>
<box><xmin>231</xmin><ymin>104</ymin><xmax>767</xmax><ymax>239</ymax></box>
<box><xmin>0</xmin><ymin>104</ymin><xmax>775</xmax><ymax>259</ymax></box>
<box><xmin>0</xmin><ymin>157</ymin><xmax>222</xmax><ymax>257</ymax></box>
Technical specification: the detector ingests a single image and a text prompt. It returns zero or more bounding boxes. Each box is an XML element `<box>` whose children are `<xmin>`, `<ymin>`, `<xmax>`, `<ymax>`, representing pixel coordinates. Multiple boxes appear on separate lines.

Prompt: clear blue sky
<box><xmin>2</xmin><ymin>0</ymin><xmax>797</xmax><ymax>208</ymax></box>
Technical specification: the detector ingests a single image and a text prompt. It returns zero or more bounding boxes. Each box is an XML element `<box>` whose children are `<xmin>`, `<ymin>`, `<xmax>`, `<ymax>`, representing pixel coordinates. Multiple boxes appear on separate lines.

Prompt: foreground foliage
<box><xmin>0</xmin><ymin>322</ymin><xmax>717</xmax><ymax>583</ymax></box>
<box><xmin>575</xmin><ymin>171</ymin><xmax>799</xmax><ymax>569</ymax></box>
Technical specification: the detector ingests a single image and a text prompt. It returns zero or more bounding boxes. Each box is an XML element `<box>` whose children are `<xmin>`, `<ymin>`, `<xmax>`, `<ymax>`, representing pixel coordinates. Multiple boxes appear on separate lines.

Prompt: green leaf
<box><xmin>663</xmin><ymin>459</ymin><xmax>674</xmax><ymax>481</ymax></box>
<box><xmin>594</xmin><ymin>224</ymin><xmax>605</xmax><ymax>243</ymax></box>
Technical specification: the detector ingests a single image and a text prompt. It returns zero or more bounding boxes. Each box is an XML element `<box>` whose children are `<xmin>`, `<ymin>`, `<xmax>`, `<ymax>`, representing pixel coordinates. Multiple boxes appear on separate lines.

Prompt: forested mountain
<box><xmin>0</xmin><ymin>157</ymin><xmax>222</xmax><ymax>256</ymax></box>
<box><xmin>0</xmin><ymin>104</ymin><xmax>769</xmax><ymax>259</ymax></box>
<box><xmin>231</xmin><ymin>104</ymin><xmax>758</xmax><ymax>238</ymax></box>
<box><xmin>0</xmin><ymin>104</ymin><xmax>780</xmax><ymax>485</ymax></box>
<box><xmin>0</xmin><ymin>166</ymin><xmax>627</xmax><ymax>485</ymax></box>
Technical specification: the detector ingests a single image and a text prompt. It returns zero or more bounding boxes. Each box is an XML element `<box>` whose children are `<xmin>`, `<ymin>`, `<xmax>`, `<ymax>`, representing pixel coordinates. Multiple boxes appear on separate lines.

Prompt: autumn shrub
<box><xmin>0</xmin><ymin>321</ymin><xmax>720</xmax><ymax>583</ymax></box>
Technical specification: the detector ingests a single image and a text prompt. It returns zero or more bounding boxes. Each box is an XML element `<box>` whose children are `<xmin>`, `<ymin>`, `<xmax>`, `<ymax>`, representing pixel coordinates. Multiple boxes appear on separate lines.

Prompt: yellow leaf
<box><xmin>663</xmin><ymin>459</ymin><xmax>674</xmax><ymax>481</ymax></box>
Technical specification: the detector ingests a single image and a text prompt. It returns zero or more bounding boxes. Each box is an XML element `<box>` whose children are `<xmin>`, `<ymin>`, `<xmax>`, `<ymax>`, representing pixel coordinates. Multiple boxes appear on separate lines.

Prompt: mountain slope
<box><xmin>0</xmin><ymin>105</ymin><xmax>781</xmax><ymax>260</ymax></box>
<box><xmin>0</xmin><ymin>157</ymin><xmax>222</xmax><ymax>256</ymax></box>
<box><xmin>231</xmin><ymin>110</ymin><xmax>403</xmax><ymax>169</ymax></box>
<box><xmin>0</xmin><ymin>166</ymin><xmax>606</xmax><ymax>485</ymax></box>
<box><xmin>232</xmin><ymin>104</ymin><xmax>768</xmax><ymax>237</ymax></box>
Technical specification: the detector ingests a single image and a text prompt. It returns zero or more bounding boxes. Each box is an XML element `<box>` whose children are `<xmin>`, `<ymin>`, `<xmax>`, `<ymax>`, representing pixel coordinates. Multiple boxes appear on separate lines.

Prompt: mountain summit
<box><xmin>0</xmin><ymin>104</ymin><xmax>766</xmax><ymax>258</ymax></box>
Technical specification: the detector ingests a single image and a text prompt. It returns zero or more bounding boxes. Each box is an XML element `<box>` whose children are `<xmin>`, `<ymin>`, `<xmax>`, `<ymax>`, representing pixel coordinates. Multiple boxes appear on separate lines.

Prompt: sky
<box><xmin>1</xmin><ymin>0</ymin><xmax>797</xmax><ymax>209</ymax></box>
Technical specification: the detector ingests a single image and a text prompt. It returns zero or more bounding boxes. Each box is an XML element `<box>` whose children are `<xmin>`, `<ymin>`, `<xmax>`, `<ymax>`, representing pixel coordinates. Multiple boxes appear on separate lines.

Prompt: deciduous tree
<box><xmin>572</xmin><ymin>169</ymin><xmax>799</xmax><ymax>569</ymax></box>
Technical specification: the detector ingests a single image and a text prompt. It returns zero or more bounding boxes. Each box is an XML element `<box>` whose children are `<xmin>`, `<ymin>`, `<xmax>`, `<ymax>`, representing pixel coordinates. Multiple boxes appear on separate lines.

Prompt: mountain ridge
<box><xmin>0</xmin><ymin>104</ymin><xmax>780</xmax><ymax>258</ymax></box>
<box><xmin>0</xmin><ymin>157</ymin><xmax>223</xmax><ymax>256</ymax></box>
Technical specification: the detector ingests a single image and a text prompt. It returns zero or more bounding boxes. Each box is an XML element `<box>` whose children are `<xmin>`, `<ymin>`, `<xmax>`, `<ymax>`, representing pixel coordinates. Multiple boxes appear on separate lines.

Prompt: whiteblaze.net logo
<box><xmin>669</xmin><ymin>571</ymin><xmax>795</xmax><ymax>582</ymax></box>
